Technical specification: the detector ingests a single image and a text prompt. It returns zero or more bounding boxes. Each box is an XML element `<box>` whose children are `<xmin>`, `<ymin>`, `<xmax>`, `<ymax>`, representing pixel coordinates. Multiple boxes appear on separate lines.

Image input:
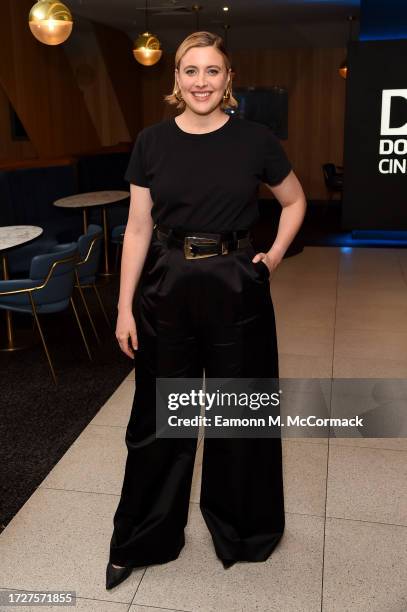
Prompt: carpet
<box><xmin>0</xmin><ymin>274</ymin><xmax>133</xmax><ymax>531</ymax></box>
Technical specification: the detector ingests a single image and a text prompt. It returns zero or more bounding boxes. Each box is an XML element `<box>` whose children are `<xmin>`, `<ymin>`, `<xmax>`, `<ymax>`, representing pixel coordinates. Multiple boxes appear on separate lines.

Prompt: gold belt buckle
<box><xmin>184</xmin><ymin>236</ymin><xmax>219</xmax><ymax>259</ymax></box>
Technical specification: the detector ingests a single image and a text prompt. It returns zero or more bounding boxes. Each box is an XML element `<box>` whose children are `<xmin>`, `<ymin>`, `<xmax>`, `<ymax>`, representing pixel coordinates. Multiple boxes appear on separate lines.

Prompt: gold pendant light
<box><xmin>133</xmin><ymin>32</ymin><xmax>162</xmax><ymax>66</ymax></box>
<box><xmin>133</xmin><ymin>0</ymin><xmax>162</xmax><ymax>66</ymax></box>
<box><xmin>29</xmin><ymin>0</ymin><xmax>73</xmax><ymax>46</ymax></box>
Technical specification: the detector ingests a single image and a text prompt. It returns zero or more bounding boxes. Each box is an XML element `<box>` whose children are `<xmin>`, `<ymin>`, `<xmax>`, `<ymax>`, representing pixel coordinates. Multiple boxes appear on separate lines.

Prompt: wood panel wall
<box><xmin>63</xmin><ymin>26</ymin><xmax>132</xmax><ymax>148</ymax></box>
<box><xmin>93</xmin><ymin>22</ymin><xmax>143</xmax><ymax>141</ymax></box>
<box><xmin>0</xmin><ymin>85</ymin><xmax>38</xmax><ymax>161</ymax></box>
<box><xmin>0</xmin><ymin>0</ymin><xmax>100</xmax><ymax>158</ymax></box>
<box><xmin>0</xmin><ymin>1</ymin><xmax>346</xmax><ymax>201</ymax></box>
<box><xmin>141</xmin><ymin>48</ymin><xmax>347</xmax><ymax>200</ymax></box>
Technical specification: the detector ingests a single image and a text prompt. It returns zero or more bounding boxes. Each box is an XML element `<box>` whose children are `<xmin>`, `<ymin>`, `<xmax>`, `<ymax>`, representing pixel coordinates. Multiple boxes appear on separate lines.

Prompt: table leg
<box><xmin>83</xmin><ymin>208</ymin><xmax>88</xmax><ymax>234</ymax></box>
<box><xmin>1</xmin><ymin>254</ymin><xmax>15</xmax><ymax>350</ymax></box>
<box><xmin>98</xmin><ymin>206</ymin><xmax>114</xmax><ymax>277</ymax></box>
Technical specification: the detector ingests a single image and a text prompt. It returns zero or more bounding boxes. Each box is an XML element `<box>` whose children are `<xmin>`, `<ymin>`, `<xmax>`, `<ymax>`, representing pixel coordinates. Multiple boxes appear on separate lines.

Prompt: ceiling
<box><xmin>69</xmin><ymin>0</ymin><xmax>361</xmax><ymax>49</ymax></box>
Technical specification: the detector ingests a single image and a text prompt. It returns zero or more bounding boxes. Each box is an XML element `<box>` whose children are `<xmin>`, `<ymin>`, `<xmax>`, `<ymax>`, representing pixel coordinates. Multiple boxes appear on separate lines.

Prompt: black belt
<box><xmin>155</xmin><ymin>225</ymin><xmax>251</xmax><ymax>259</ymax></box>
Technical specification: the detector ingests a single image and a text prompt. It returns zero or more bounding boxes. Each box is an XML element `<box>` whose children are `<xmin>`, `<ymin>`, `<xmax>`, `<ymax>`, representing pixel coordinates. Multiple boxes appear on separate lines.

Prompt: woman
<box><xmin>106</xmin><ymin>31</ymin><xmax>306</xmax><ymax>590</ymax></box>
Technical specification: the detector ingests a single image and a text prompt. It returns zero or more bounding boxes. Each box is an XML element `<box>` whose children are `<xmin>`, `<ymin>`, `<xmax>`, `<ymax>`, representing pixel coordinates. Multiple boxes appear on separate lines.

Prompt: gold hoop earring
<box><xmin>223</xmin><ymin>86</ymin><xmax>231</xmax><ymax>100</ymax></box>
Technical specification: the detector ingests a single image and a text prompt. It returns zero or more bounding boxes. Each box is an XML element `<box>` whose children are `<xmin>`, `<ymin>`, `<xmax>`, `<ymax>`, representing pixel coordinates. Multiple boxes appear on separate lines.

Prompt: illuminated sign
<box><xmin>379</xmin><ymin>89</ymin><xmax>407</xmax><ymax>174</ymax></box>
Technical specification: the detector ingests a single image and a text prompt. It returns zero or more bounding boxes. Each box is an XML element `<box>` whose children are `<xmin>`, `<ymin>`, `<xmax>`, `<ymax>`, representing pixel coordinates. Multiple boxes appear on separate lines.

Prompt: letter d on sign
<box><xmin>381</xmin><ymin>89</ymin><xmax>407</xmax><ymax>136</ymax></box>
<box><xmin>379</xmin><ymin>139</ymin><xmax>393</xmax><ymax>154</ymax></box>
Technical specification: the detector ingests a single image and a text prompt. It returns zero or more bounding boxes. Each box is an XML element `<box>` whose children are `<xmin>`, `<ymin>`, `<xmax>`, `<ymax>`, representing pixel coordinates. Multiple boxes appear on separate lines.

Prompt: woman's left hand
<box><xmin>252</xmin><ymin>249</ymin><xmax>282</xmax><ymax>278</ymax></box>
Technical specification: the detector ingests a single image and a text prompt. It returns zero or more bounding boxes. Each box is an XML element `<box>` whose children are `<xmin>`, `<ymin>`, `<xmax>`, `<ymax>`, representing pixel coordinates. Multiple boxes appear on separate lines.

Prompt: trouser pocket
<box><xmin>241</xmin><ymin>244</ymin><xmax>270</xmax><ymax>281</ymax></box>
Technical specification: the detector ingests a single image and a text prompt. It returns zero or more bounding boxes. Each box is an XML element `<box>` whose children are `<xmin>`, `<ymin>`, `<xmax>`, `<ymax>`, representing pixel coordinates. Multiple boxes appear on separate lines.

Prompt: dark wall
<box><xmin>342</xmin><ymin>40</ymin><xmax>407</xmax><ymax>230</ymax></box>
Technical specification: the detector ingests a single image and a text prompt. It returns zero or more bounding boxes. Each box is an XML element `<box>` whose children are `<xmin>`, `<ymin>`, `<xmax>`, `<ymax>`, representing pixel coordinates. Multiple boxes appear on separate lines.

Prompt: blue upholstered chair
<box><xmin>0</xmin><ymin>243</ymin><xmax>91</xmax><ymax>384</ymax></box>
<box><xmin>74</xmin><ymin>224</ymin><xmax>112</xmax><ymax>342</ymax></box>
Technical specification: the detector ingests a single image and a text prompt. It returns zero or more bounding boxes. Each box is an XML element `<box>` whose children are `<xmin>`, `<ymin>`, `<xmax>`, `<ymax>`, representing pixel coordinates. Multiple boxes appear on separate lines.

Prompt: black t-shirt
<box><xmin>124</xmin><ymin>116</ymin><xmax>292</xmax><ymax>233</ymax></box>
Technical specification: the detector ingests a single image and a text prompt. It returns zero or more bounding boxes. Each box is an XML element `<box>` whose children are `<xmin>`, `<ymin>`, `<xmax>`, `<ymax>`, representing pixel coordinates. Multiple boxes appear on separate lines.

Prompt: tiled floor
<box><xmin>1</xmin><ymin>247</ymin><xmax>407</xmax><ymax>611</ymax></box>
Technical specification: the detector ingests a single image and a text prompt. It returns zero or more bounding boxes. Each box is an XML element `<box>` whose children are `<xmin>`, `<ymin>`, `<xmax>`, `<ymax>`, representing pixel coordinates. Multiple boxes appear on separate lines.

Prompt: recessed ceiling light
<box><xmin>223</xmin><ymin>6</ymin><xmax>229</xmax><ymax>11</ymax></box>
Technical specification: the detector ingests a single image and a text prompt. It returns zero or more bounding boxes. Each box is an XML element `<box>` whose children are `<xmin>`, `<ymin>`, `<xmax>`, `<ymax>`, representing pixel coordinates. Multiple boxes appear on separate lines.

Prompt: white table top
<box><xmin>53</xmin><ymin>190</ymin><xmax>129</xmax><ymax>209</ymax></box>
<box><xmin>0</xmin><ymin>225</ymin><xmax>43</xmax><ymax>252</ymax></box>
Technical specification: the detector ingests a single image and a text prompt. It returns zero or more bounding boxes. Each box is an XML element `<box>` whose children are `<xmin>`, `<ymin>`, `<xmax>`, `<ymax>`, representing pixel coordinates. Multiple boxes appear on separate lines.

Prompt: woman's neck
<box><xmin>175</xmin><ymin>108</ymin><xmax>228</xmax><ymax>133</ymax></box>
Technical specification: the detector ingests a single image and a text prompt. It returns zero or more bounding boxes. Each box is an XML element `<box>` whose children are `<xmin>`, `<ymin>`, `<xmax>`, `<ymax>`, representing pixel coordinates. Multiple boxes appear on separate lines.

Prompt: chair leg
<box><xmin>74</xmin><ymin>272</ymin><xmax>101</xmax><ymax>345</ymax></box>
<box><xmin>70</xmin><ymin>296</ymin><xmax>92</xmax><ymax>361</ymax></box>
<box><xmin>93</xmin><ymin>283</ymin><xmax>112</xmax><ymax>329</ymax></box>
<box><xmin>29</xmin><ymin>293</ymin><xmax>57</xmax><ymax>385</ymax></box>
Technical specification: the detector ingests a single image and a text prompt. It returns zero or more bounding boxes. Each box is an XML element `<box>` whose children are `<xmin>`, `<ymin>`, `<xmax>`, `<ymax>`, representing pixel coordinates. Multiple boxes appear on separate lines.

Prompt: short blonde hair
<box><xmin>164</xmin><ymin>31</ymin><xmax>238</xmax><ymax>111</ymax></box>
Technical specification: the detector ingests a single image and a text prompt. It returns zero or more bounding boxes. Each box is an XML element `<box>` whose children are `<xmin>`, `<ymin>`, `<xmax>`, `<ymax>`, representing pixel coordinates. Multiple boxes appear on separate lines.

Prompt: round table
<box><xmin>0</xmin><ymin>225</ymin><xmax>43</xmax><ymax>351</ymax></box>
<box><xmin>53</xmin><ymin>190</ymin><xmax>129</xmax><ymax>276</ymax></box>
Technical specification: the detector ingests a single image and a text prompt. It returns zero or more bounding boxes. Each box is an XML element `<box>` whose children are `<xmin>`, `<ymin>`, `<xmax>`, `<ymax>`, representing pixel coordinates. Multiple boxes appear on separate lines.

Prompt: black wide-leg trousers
<box><xmin>109</xmin><ymin>233</ymin><xmax>285</xmax><ymax>567</ymax></box>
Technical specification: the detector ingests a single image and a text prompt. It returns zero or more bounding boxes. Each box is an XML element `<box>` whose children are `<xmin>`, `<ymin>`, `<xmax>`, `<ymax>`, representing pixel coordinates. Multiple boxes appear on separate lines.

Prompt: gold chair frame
<box><xmin>0</xmin><ymin>254</ymin><xmax>91</xmax><ymax>384</ymax></box>
<box><xmin>74</xmin><ymin>233</ymin><xmax>112</xmax><ymax>345</ymax></box>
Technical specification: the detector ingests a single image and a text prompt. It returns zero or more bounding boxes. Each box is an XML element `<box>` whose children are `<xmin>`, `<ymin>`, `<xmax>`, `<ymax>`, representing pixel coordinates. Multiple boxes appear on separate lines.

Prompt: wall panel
<box><xmin>0</xmin><ymin>0</ymin><xmax>100</xmax><ymax>159</ymax></box>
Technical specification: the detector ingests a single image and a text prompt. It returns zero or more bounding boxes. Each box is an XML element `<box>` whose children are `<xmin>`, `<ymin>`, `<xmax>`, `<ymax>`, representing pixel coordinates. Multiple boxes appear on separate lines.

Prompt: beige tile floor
<box><xmin>1</xmin><ymin>246</ymin><xmax>407</xmax><ymax>611</ymax></box>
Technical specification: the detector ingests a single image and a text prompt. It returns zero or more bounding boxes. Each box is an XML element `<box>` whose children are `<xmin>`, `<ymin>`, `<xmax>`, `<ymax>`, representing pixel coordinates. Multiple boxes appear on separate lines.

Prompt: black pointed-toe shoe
<box><xmin>221</xmin><ymin>559</ymin><xmax>236</xmax><ymax>569</ymax></box>
<box><xmin>106</xmin><ymin>562</ymin><xmax>133</xmax><ymax>590</ymax></box>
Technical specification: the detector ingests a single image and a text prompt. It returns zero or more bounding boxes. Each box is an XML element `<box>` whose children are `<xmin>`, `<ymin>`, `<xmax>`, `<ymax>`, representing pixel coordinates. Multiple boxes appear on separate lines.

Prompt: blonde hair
<box><xmin>164</xmin><ymin>31</ymin><xmax>238</xmax><ymax>111</ymax></box>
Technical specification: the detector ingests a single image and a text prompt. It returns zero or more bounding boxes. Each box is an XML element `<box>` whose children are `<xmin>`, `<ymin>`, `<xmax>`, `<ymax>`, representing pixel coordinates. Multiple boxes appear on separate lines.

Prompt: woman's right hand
<box><xmin>116</xmin><ymin>308</ymin><xmax>138</xmax><ymax>359</ymax></box>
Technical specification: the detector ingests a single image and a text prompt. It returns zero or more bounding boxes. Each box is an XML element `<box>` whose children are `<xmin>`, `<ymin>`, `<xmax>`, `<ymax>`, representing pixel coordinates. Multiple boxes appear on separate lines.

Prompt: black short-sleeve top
<box><xmin>124</xmin><ymin>116</ymin><xmax>292</xmax><ymax>233</ymax></box>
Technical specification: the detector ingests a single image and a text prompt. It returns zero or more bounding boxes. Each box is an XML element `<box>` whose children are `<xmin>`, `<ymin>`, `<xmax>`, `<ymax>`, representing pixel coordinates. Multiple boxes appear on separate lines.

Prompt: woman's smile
<box><xmin>191</xmin><ymin>91</ymin><xmax>213</xmax><ymax>101</ymax></box>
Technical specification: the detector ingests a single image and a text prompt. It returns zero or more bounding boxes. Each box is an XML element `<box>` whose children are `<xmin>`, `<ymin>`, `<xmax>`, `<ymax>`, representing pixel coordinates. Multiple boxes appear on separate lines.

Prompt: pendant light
<box><xmin>29</xmin><ymin>0</ymin><xmax>73</xmax><ymax>46</ymax></box>
<box><xmin>339</xmin><ymin>15</ymin><xmax>356</xmax><ymax>79</ymax></box>
<box><xmin>133</xmin><ymin>0</ymin><xmax>162</xmax><ymax>66</ymax></box>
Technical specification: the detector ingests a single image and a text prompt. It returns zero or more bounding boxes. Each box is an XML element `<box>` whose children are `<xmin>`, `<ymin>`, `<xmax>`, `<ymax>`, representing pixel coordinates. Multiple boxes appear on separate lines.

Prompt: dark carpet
<box><xmin>0</xmin><ymin>274</ymin><xmax>133</xmax><ymax>531</ymax></box>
